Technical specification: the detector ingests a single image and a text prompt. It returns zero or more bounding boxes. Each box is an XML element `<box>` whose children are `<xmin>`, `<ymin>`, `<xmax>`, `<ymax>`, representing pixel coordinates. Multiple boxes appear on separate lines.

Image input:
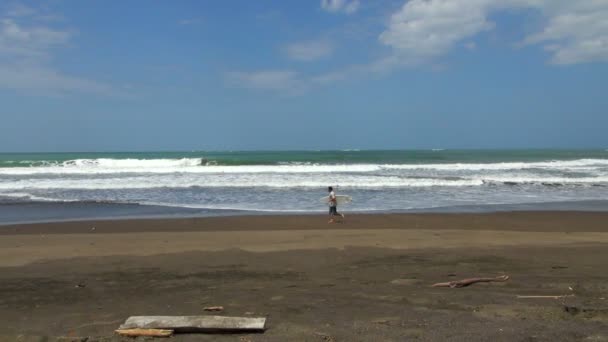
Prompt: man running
<box><xmin>327</xmin><ymin>186</ymin><xmax>345</xmax><ymax>223</ymax></box>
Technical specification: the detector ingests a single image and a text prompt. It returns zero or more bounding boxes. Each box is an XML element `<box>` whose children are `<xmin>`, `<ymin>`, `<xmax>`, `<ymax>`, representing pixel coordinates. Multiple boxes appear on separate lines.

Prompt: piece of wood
<box><xmin>432</xmin><ymin>275</ymin><xmax>509</xmax><ymax>288</ymax></box>
<box><xmin>516</xmin><ymin>295</ymin><xmax>574</xmax><ymax>299</ymax></box>
<box><xmin>119</xmin><ymin>315</ymin><xmax>266</xmax><ymax>332</ymax></box>
<box><xmin>115</xmin><ymin>328</ymin><xmax>173</xmax><ymax>337</ymax></box>
<box><xmin>203</xmin><ymin>306</ymin><xmax>224</xmax><ymax>312</ymax></box>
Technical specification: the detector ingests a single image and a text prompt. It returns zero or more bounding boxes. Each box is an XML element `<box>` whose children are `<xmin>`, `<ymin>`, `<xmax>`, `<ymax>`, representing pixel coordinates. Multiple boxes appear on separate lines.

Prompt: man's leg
<box><xmin>328</xmin><ymin>206</ymin><xmax>336</xmax><ymax>223</ymax></box>
<box><xmin>335</xmin><ymin>206</ymin><xmax>345</xmax><ymax>219</ymax></box>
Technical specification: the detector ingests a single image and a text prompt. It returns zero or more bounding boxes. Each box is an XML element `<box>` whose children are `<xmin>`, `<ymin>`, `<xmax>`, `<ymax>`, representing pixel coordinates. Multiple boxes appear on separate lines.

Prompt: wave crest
<box><xmin>0</xmin><ymin>158</ymin><xmax>607</xmax><ymax>175</ymax></box>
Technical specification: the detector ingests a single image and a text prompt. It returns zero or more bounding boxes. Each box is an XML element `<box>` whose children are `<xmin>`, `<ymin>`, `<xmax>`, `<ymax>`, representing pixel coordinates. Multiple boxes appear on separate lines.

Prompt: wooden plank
<box><xmin>115</xmin><ymin>328</ymin><xmax>173</xmax><ymax>337</ymax></box>
<box><xmin>119</xmin><ymin>316</ymin><xmax>266</xmax><ymax>332</ymax></box>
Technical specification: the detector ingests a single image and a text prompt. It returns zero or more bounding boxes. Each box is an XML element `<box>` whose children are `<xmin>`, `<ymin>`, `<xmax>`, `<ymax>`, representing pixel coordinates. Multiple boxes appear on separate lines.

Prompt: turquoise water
<box><xmin>0</xmin><ymin>149</ymin><xmax>607</xmax><ymax>222</ymax></box>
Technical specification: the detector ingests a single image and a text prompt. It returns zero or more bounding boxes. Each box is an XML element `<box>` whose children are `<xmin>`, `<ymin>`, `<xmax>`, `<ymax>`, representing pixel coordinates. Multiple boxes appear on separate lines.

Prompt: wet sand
<box><xmin>1</xmin><ymin>212</ymin><xmax>607</xmax><ymax>341</ymax></box>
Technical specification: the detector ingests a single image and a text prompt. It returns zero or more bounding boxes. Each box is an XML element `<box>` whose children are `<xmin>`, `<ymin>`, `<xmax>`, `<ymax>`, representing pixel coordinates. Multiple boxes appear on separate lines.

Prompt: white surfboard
<box><xmin>320</xmin><ymin>195</ymin><xmax>352</xmax><ymax>205</ymax></box>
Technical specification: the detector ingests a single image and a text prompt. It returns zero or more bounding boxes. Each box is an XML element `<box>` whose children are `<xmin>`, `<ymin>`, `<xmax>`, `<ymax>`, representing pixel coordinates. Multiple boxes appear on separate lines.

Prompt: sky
<box><xmin>0</xmin><ymin>0</ymin><xmax>607</xmax><ymax>152</ymax></box>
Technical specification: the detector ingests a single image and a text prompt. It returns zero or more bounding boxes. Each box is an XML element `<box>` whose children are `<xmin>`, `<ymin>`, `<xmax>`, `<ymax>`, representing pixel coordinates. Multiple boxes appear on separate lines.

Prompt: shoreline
<box><xmin>1</xmin><ymin>198</ymin><xmax>608</xmax><ymax>226</ymax></box>
<box><xmin>3</xmin><ymin>210</ymin><xmax>608</xmax><ymax>234</ymax></box>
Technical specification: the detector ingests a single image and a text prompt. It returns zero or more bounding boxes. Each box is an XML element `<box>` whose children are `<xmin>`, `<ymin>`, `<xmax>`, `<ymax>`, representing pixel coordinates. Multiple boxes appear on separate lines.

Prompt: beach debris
<box><xmin>517</xmin><ymin>294</ymin><xmax>574</xmax><ymax>299</ymax></box>
<box><xmin>115</xmin><ymin>328</ymin><xmax>173</xmax><ymax>337</ymax></box>
<box><xmin>118</xmin><ymin>315</ymin><xmax>266</xmax><ymax>333</ymax></box>
<box><xmin>371</xmin><ymin>317</ymin><xmax>397</xmax><ymax>325</ymax></box>
<box><xmin>564</xmin><ymin>306</ymin><xmax>580</xmax><ymax>315</ymax></box>
<box><xmin>432</xmin><ymin>275</ymin><xmax>509</xmax><ymax>288</ymax></box>
<box><xmin>203</xmin><ymin>306</ymin><xmax>224</xmax><ymax>312</ymax></box>
<box><xmin>551</xmin><ymin>265</ymin><xmax>568</xmax><ymax>269</ymax></box>
<box><xmin>314</xmin><ymin>332</ymin><xmax>336</xmax><ymax>342</ymax></box>
<box><xmin>75</xmin><ymin>282</ymin><xmax>86</xmax><ymax>288</ymax></box>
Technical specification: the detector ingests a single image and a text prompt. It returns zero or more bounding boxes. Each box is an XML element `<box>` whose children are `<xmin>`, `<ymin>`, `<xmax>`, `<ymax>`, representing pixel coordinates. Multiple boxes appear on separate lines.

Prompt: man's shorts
<box><xmin>329</xmin><ymin>206</ymin><xmax>338</xmax><ymax>215</ymax></box>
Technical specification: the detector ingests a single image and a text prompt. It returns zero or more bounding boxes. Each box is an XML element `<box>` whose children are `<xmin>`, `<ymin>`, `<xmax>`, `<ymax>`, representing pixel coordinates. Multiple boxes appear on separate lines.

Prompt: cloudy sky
<box><xmin>1</xmin><ymin>0</ymin><xmax>607</xmax><ymax>151</ymax></box>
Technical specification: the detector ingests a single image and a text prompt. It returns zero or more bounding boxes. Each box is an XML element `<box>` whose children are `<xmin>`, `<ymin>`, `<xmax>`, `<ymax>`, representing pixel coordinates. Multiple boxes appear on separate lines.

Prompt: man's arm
<box><xmin>329</xmin><ymin>192</ymin><xmax>337</xmax><ymax>204</ymax></box>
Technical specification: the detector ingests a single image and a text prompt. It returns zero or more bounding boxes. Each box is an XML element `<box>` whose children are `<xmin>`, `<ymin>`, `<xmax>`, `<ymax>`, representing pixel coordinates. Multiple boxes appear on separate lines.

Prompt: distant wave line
<box><xmin>1</xmin><ymin>158</ymin><xmax>608</xmax><ymax>175</ymax></box>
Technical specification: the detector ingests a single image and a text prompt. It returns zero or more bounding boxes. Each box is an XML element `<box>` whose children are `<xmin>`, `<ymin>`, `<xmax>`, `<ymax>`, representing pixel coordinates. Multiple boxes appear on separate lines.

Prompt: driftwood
<box><xmin>115</xmin><ymin>328</ymin><xmax>173</xmax><ymax>337</ymax></box>
<box><xmin>119</xmin><ymin>315</ymin><xmax>266</xmax><ymax>333</ymax></box>
<box><xmin>517</xmin><ymin>294</ymin><xmax>574</xmax><ymax>299</ymax></box>
<box><xmin>203</xmin><ymin>306</ymin><xmax>224</xmax><ymax>312</ymax></box>
<box><xmin>432</xmin><ymin>275</ymin><xmax>509</xmax><ymax>288</ymax></box>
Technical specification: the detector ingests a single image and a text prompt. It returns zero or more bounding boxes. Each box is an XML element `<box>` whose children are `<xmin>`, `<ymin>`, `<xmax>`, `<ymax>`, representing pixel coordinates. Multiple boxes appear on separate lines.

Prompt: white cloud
<box><xmin>233</xmin><ymin>1</ymin><xmax>608</xmax><ymax>94</ymax></box>
<box><xmin>0</xmin><ymin>5</ymin><xmax>112</xmax><ymax>95</ymax></box>
<box><xmin>226</xmin><ymin>70</ymin><xmax>303</xmax><ymax>91</ymax></box>
<box><xmin>284</xmin><ymin>40</ymin><xmax>333</xmax><ymax>61</ymax></box>
<box><xmin>0</xmin><ymin>17</ymin><xmax>70</xmax><ymax>60</ymax></box>
<box><xmin>0</xmin><ymin>64</ymin><xmax>112</xmax><ymax>94</ymax></box>
<box><xmin>321</xmin><ymin>0</ymin><xmax>360</xmax><ymax>14</ymax></box>
<box><xmin>522</xmin><ymin>2</ymin><xmax>608</xmax><ymax>64</ymax></box>
<box><xmin>378</xmin><ymin>0</ymin><xmax>608</xmax><ymax>66</ymax></box>
<box><xmin>379</xmin><ymin>0</ymin><xmax>495</xmax><ymax>65</ymax></box>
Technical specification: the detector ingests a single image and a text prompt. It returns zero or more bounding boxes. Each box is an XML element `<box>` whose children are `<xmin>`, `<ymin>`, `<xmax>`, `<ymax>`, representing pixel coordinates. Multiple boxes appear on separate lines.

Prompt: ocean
<box><xmin>1</xmin><ymin>150</ymin><xmax>607</xmax><ymax>224</ymax></box>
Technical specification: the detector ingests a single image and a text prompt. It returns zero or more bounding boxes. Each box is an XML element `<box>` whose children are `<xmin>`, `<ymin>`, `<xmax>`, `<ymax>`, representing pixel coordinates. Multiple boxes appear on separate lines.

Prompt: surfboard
<box><xmin>320</xmin><ymin>195</ymin><xmax>352</xmax><ymax>205</ymax></box>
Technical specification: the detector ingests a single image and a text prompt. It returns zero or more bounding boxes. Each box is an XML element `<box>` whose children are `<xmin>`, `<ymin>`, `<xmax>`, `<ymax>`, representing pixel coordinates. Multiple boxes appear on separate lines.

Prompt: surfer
<box><xmin>327</xmin><ymin>186</ymin><xmax>345</xmax><ymax>223</ymax></box>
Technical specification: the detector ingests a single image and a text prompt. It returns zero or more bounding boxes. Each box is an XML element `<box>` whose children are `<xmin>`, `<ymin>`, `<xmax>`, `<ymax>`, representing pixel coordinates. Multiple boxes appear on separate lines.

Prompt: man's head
<box><xmin>328</xmin><ymin>186</ymin><xmax>333</xmax><ymax>192</ymax></box>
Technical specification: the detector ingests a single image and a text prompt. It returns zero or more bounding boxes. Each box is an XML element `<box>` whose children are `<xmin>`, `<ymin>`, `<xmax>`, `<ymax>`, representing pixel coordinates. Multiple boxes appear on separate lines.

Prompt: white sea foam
<box><xmin>63</xmin><ymin>158</ymin><xmax>205</xmax><ymax>168</ymax></box>
<box><xmin>0</xmin><ymin>192</ymin><xmax>70</xmax><ymax>202</ymax></box>
<box><xmin>0</xmin><ymin>158</ymin><xmax>607</xmax><ymax>197</ymax></box>
<box><xmin>0</xmin><ymin>175</ymin><xmax>486</xmax><ymax>190</ymax></box>
<box><xmin>1</xmin><ymin>158</ymin><xmax>607</xmax><ymax>175</ymax></box>
<box><xmin>382</xmin><ymin>159</ymin><xmax>608</xmax><ymax>171</ymax></box>
<box><xmin>0</xmin><ymin>158</ymin><xmax>382</xmax><ymax>175</ymax></box>
<box><xmin>2</xmin><ymin>172</ymin><xmax>608</xmax><ymax>191</ymax></box>
<box><xmin>482</xmin><ymin>176</ymin><xmax>608</xmax><ymax>184</ymax></box>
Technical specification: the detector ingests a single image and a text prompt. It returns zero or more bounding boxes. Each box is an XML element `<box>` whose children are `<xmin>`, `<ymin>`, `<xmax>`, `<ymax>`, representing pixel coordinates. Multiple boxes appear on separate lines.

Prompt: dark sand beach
<box><xmin>1</xmin><ymin>212</ymin><xmax>608</xmax><ymax>341</ymax></box>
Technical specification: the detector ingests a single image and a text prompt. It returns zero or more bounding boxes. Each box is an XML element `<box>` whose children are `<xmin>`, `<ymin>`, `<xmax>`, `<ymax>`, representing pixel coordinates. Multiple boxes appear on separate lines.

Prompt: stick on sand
<box><xmin>516</xmin><ymin>294</ymin><xmax>574</xmax><ymax>299</ymax></box>
<box><xmin>432</xmin><ymin>275</ymin><xmax>509</xmax><ymax>288</ymax></box>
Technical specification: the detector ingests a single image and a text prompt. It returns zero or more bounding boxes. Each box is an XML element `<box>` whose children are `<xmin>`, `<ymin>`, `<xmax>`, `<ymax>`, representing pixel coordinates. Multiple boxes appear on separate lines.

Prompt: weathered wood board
<box><xmin>119</xmin><ymin>315</ymin><xmax>266</xmax><ymax>332</ymax></box>
<box><xmin>115</xmin><ymin>328</ymin><xmax>173</xmax><ymax>337</ymax></box>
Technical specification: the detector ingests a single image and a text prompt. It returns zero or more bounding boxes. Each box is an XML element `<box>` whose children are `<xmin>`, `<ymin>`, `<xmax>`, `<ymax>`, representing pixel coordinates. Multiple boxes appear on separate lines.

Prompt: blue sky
<box><xmin>0</xmin><ymin>0</ymin><xmax>607</xmax><ymax>152</ymax></box>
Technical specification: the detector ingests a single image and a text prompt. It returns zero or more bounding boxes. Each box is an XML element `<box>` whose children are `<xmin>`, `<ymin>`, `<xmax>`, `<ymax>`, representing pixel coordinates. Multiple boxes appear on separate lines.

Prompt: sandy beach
<box><xmin>2</xmin><ymin>0</ymin><xmax>607</xmax><ymax>339</ymax></box>
<box><xmin>0</xmin><ymin>212</ymin><xmax>607</xmax><ymax>341</ymax></box>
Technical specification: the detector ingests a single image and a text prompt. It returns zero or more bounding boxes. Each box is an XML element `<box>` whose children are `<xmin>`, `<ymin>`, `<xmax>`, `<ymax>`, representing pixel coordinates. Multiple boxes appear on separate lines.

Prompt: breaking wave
<box><xmin>1</xmin><ymin>155</ymin><xmax>607</xmax><ymax>215</ymax></box>
<box><xmin>0</xmin><ymin>158</ymin><xmax>607</xmax><ymax>175</ymax></box>
<box><xmin>1</xmin><ymin>175</ymin><xmax>607</xmax><ymax>191</ymax></box>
